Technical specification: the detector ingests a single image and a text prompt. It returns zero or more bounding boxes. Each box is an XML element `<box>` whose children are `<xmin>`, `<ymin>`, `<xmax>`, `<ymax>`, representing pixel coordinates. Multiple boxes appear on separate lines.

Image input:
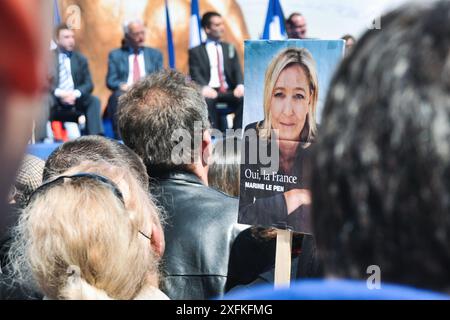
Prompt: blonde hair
<box><xmin>8</xmin><ymin>161</ymin><xmax>164</xmax><ymax>300</ymax></box>
<box><xmin>259</xmin><ymin>47</ymin><xmax>319</xmax><ymax>142</ymax></box>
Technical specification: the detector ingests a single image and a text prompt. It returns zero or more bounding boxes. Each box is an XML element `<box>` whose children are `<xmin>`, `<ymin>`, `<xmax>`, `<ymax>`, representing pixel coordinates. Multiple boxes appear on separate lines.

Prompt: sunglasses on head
<box><xmin>28</xmin><ymin>173</ymin><xmax>125</xmax><ymax>206</ymax></box>
<box><xmin>27</xmin><ymin>172</ymin><xmax>151</xmax><ymax>241</ymax></box>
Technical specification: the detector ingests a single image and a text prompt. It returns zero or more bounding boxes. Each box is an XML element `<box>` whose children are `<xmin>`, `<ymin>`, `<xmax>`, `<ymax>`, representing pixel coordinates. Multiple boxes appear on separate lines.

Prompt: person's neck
<box><xmin>58</xmin><ymin>47</ymin><xmax>72</xmax><ymax>54</ymax></box>
<box><xmin>146</xmin><ymin>272</ymin><xmax>160</xmax><ymax>288</ymax></box>
<box><xmin>190</xmin><ymin>161</ymin><xmax>209</xmax><ymax>186</ymax></box>
<box><xmin>128</xmin><ymin>44</ymin><xmax>142</xmax><ymax>53</ymax></box>
<box><xmin>135</xmin><ymin>273</ymin><xmax>169</xmax><ymax>300</ymax></box>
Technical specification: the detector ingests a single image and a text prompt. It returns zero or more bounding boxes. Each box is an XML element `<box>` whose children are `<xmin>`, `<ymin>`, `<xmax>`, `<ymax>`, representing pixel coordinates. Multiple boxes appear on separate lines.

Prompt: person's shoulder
<box><xmin>207</xmin><ymin>185</ymin><xmax>238</xmax><ymax>201</ymax></box>
<box><xmin>200</xmin><ymin>184</ymin><xmax>239</xmax><ymax>209</ymax></box>
<box><xmin>50</xmin><ymin>49</ymin><xmax>58</xmax><ymax>60</ymax></box>
<box><xmin>144</xmin><ymin>46</ymin><xmax>163</xmax><ymax>56</ymax></box>
<box><xmin>205</xmin><ymin>187</ymin><xmax>239</xmax><ymax>217</ymax></box>
<box><xmin>72</xmin><ymin>51</ymin><xmax>88</xmax><ymax>62</ymax></box>
<box><xmin>161</xmin><ymin>176</ymin><xmax>238</xmax><ymax>214</ymax></box>
<box><xmin>222</xmin><ymin>42</ymin><xmax>237</xmax><ymax>52</ymax></box>
<box><xmin>189</xmin><ymin>43</ymin><xmax>205</xmax><ymax>54</ymax></box>
<box><xmin>108</xmin><ymin>47</ymin><xmax>126</xmax><ymax>58</ymax></box>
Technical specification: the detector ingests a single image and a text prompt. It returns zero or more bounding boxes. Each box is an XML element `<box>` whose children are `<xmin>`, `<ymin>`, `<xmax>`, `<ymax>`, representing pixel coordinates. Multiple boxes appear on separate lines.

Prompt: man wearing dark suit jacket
<box><xmin>189</xmin><ymin>12</ymin><xmax>244</xmax><ymax>130</ymax></box>
<box><xmin>105</xmin><ymin>20</ymin><xmax>163</xmax><ymax>138</ymax></box>
<box><xmin>47</xmin><ymin>24</ymin><xmax>103</xmax><ymax>137</ymax></box>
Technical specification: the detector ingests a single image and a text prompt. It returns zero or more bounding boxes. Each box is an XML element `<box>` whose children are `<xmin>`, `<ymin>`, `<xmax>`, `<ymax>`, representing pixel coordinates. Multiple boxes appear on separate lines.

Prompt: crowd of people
<box><xmin>1</xmin><ymin>0</ymin><xmax>450</xmax><ymax>300</ymax></box>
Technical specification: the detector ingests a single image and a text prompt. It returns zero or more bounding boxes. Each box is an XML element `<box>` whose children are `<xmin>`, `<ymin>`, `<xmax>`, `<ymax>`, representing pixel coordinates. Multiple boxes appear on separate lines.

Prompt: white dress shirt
<box><xmin>55</xmin><ymin>52</ymin><xmax>81</xmax><ymax>98</ymax></box>
<box><xmin>205</xmin><ymin>40</ymin><xmax>228</xmax><ymax>90</ymax></box>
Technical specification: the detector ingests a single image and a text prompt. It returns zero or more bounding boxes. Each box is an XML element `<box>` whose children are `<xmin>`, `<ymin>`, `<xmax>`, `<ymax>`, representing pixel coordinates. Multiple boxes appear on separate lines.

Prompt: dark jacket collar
<box><xmin>149</xmin><ymin>169</ymin><xmax>204</xmax><ymax>186</ymax></box>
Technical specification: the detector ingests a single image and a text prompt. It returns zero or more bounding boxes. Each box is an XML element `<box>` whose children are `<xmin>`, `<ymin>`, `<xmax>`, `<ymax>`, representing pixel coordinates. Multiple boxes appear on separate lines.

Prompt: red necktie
<box><xmin>133</xmin><ymin>51</ymin><xmax>141</xmax><ymax>83</ymax></box>
<box><xmin>216</xmin><ymin>43</ymin><xmax>226</xmax><ymax>93</ymax></box>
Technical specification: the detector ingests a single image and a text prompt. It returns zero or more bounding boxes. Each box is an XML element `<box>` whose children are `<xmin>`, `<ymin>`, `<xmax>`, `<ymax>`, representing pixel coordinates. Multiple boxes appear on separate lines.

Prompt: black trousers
<box><xmin>50</xmin><ymin>95</ymin><xmax>104</xmax><ymax>136</ymax></box>
<box><xmin>35</xmin><ymin>94</ymin><xmax>103</xmax><ymax>141</ymax></box>
<box><xmin>205</xmin><ymin>90</ymin><xmax>243</xmax><ymax>131</ymax></box>
<box><xmin>34</xmin><ymin>95</ymin><xmax>52</xmax><ymax>142</ymax></box>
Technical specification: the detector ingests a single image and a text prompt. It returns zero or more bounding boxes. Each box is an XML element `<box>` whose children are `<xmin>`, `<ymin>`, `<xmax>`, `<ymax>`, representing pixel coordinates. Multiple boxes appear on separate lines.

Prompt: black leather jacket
<box><xmin>150</xmin><ymin>171</ymin><xmax>240</xmax><ymax>300</ymax></box>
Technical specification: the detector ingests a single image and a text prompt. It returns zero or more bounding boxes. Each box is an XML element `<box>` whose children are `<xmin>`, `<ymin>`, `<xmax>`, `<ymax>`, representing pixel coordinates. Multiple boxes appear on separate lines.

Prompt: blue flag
<box><xmin>165</xmin><ymin>0</ymin><xmax>175</xmax><ymax>68</ymax></box>
<box><xmin>53</xmin><ymin>0</ymin><xmax>61</xmax><ymax>25</ymax></box>
<box><xmin>262</xmin><ymin>0</ymin><xmax>287</xmax><ymax>40</ymax></box>
<box><xmin>51</xmin><ymin>0</ymin><xmax>62</xmax><ymax>49</ymax></box>
<box><xmin>189</xmin><ymin>0</ymin><xmax>203</xmax><ymax>48</ymax></box>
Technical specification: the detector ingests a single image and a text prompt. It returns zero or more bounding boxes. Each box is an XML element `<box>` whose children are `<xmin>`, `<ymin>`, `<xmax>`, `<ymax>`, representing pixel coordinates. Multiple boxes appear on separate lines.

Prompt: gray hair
<box><xmin>123</xmin><ymin>19</ymin><xmax>144</xmax><ymax>35</ymax></box>
<box><xmin>43</xmin><ymin>136</ymin><xmax>149</xmax><ymax>191</ymax></box>
<box><xmin>118</xmin><ymin>70</ymin><xmax>209</xmax><ymax>173</ymax></box>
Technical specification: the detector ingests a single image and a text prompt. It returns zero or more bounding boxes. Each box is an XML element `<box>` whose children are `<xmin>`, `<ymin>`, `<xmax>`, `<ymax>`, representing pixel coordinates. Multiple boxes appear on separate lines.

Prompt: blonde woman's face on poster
<box><xmin>270</xmin><ymin>64</ymin><xmax>310</xmax><ymax>141</ymax></box>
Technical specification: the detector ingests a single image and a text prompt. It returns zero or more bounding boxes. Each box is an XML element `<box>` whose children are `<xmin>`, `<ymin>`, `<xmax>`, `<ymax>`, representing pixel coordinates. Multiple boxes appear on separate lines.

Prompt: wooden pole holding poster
<box><xmin>274</xmin><ymin>228</ymin><xmax>293</xmax><ymax>288</ymax></box>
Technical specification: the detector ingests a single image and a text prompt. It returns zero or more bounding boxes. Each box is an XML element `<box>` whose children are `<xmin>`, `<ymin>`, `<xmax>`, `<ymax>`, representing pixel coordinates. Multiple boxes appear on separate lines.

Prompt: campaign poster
<box><xmin>238</xmin><ymin>40</ymin><xmax>344</xmax><ymax>233</ymax></box>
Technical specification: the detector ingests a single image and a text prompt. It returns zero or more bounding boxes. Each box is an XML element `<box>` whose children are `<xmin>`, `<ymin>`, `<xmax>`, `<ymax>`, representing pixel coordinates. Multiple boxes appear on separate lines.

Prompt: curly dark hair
<box><xmin>312</xmin><ymin>1</ymin><xmax>450</xmax><ymax>292</ymax></box>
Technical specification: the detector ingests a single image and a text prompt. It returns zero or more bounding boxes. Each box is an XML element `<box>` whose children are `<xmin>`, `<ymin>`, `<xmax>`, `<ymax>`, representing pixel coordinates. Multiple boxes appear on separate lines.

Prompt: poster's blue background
<box><xmin>243</xmin><ymin>40</ymin><xmax>345</xmax><ymax>128</ymax></box>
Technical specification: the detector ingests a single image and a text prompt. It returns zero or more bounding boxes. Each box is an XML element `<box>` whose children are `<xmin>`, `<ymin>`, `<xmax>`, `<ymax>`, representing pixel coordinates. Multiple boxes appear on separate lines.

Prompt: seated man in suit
<box><xmin>189</xmin><ymin>12</ymin><xmax>244</xmax><ymax>131</ymax></box>
<box><xmin>48</xmin><ymin>24</ymin><xmax>103</xmax><ymax>137</ymax></box>
<box><xmin>105</xmin><ymin>19</ymin><xmax>163</xmax><ymax>138</ymax></box>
